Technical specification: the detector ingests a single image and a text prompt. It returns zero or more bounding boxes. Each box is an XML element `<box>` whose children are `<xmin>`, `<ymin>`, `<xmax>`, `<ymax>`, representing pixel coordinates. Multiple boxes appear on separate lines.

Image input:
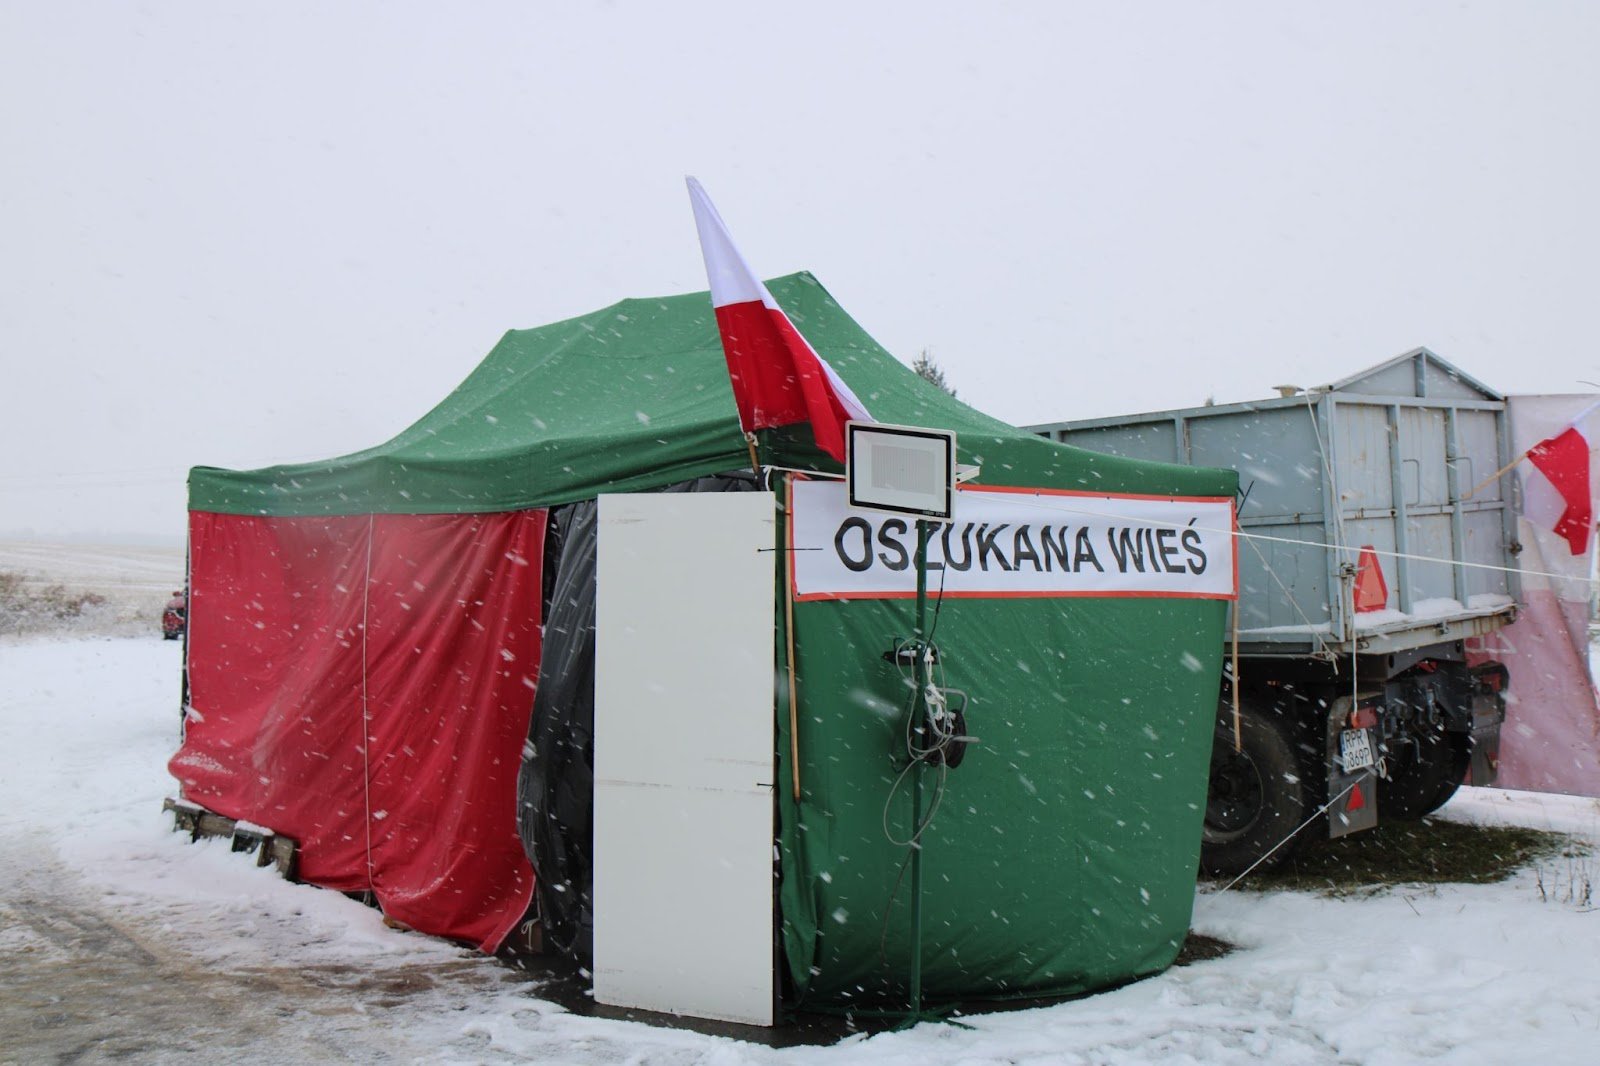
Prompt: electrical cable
<box><xmin>925</xmin><ymin>546</ymin><xmax>951</xmax><ymax>648</ymax></box>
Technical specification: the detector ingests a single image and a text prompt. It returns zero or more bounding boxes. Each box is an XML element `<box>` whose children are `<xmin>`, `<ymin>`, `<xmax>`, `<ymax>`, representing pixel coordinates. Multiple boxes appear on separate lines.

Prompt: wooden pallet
<box><xmin>162</xmin><ymin>797</ymin><xmax>298</xmax><ymax>881</ymax></box>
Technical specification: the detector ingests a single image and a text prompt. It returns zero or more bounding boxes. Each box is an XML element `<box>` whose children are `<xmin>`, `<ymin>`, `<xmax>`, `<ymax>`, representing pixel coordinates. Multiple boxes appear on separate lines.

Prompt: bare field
<box><xmin>0</xmin><ymin>540</ymin><xmax>184</xmax><ymax>637</ymax></box>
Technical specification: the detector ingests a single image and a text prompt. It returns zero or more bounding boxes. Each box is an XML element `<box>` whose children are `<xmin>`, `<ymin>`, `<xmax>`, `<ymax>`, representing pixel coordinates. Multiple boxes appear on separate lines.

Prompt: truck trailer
<box><xmin>1028</xmin><ymin>349</ymin><xmax>1515</xmax><ymax>875</ymax></box>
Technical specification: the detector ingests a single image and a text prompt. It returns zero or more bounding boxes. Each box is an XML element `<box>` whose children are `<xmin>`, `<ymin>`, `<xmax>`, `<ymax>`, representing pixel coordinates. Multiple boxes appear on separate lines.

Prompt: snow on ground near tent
<box><xmin>3</xmin><ymin>632</ymin><xmax>1600</xmax><ymax>1062</ymax></box>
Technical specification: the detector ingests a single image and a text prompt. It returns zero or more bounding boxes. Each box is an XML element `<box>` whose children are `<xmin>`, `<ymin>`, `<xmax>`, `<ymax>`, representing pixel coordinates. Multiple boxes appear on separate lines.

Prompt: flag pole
<box><xmin>745</xmin><ymin>432</ymin><xmax>763</xmax><ymax>483</ymax></box>
<box><xmin>908</xmin><ymin>518</ymin><xmax>931</xmax><ymax>1021</ymax></box>
<box><xmin>1463</xmin><ymin>448</ymin><xmax>1528</xmax><ymax>501</ymax></box>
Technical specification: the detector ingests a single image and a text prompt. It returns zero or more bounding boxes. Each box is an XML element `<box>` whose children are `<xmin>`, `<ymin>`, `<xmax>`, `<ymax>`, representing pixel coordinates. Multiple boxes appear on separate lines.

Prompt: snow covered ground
<box><xmin>2</xmin><ymin>561</ymin><xmax>1599</xmax><ymax>1061</ymax></box>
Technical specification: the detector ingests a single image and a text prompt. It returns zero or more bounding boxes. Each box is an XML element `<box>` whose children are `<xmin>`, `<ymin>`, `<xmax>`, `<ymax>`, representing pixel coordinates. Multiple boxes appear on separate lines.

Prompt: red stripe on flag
<box><xmin>1528</xmin><ymin>426</ymin><xmax>1593</xmax><ymax>555</ymax></box>
<box><xmin>769</xmin><ymin>306</ymin><xmax>858</xmax><ymax>462</ymax></box>
<box><xmin>714</xmin><ymin>300</ymin><xmax>810</xmax><ymax>432</ymax></box>
<box><xmin>713</xmin><ymin>300</ymin><xmax>860</xmax><ymax>462</ymax></box>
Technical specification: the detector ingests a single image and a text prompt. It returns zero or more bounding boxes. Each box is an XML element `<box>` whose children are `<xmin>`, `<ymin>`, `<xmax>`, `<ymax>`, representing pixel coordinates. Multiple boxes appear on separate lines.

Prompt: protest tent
<box><xmin>170</xmin><ymin>271</ymin><xmax>1236</xmax><ymax>1011</ymax></box>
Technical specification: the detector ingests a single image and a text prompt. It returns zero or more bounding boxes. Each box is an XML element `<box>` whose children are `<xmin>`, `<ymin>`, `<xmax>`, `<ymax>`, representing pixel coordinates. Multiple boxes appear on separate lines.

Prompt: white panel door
<box><xmin>592</xmin><ymin>491</ymin><xmax>776</xmax><ymax>1026</ymax></box>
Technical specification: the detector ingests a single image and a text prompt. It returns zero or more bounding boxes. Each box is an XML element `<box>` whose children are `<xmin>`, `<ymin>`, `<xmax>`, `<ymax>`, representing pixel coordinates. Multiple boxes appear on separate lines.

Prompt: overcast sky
<box><xmin>3</xmin><ymin>1</ymin><xmax>1598</xmax><ymax>543</ymax></box>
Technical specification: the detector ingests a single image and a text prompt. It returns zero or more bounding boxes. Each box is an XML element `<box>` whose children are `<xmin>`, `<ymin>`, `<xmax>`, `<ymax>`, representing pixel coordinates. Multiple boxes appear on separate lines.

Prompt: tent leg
<box><xmin>785</xmin><ymin>475</ymin><xmax>802</xmax><ymax>804</ymax></box>
<box><xmin>908</xmin><ymin>519</ymin><xmax>930</xmax><ymax>1020</ymax></box>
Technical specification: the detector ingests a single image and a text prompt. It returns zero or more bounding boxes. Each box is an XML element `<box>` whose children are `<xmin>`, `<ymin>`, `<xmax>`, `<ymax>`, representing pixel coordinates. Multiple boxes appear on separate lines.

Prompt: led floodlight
<box><xmin>845</xmin><ymin>422</ymin><xmax>957</xmax><ymax>519</ymax></box>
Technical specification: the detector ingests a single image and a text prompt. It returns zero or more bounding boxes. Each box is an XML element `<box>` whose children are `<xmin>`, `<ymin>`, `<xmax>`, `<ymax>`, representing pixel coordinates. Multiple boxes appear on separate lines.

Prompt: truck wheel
<box><xmin>1379</xmin><ymin>727</ymin><xmax>1470</xmax><ymax>821</ymax></box>
<box><xmin>1201</xmin><ymin>703</ymin><xmax>1308</xmax><ymax>878</ymax></box>
<box><xmin>1422</xmin><ymin>738</ymin><xmax>1472</xmax><ymax>814</ymax></box>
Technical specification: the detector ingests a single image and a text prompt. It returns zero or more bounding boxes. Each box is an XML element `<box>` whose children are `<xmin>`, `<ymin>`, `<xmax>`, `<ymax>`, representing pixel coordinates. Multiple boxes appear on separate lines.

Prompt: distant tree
<box><xmin>912</xmin><ymin>349</ymin><xmax>957</xmax><ymax>398</ymax></box>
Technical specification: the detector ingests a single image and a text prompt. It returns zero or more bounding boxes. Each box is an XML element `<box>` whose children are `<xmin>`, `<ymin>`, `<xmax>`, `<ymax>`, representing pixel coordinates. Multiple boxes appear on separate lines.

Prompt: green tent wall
<box><xmin>186</xmin><ymin>272</ymin><xmax>1236</xmax><ymax>1006</ymax></box>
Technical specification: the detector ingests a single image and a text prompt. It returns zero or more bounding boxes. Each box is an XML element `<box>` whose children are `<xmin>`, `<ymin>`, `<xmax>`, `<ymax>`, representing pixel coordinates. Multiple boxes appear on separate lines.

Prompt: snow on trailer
<box><xmin>1029</xmin><ymin>348</ymin><xmax>1517</xmax><ymax>875</ymax></box>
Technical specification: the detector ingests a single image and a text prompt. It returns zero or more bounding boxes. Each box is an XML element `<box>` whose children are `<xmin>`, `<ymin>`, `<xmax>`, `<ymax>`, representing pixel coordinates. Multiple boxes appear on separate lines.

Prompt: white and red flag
<box><xmin>686</xmin><ymin>177</ymin><xmax>870</xmax><ymax>463</ymax></box>
<box><xmin>1524</xmin><ymin>399</ymin><xmax>1600</xmax><ymax>555</ymax></box>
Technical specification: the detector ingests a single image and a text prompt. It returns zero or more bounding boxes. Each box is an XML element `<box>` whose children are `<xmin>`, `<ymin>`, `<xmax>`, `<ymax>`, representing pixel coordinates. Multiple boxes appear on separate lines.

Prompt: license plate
<box><xmin>1340</xmin><ymin>728</ymin><xmax>1376</xmax><ymax>772</ymax></box>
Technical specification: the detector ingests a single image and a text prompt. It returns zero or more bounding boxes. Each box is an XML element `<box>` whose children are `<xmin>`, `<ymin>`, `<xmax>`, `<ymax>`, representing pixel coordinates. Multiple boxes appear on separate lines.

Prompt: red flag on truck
<box><xmin>1525</xmin><ymin>401</ymin><xmax>1600</xmax><ymax>556</ymax></box>
<box><xmin>686</xmin><ymin>177</ymin><xmax>870</xmax><ymax>463</ymax></box>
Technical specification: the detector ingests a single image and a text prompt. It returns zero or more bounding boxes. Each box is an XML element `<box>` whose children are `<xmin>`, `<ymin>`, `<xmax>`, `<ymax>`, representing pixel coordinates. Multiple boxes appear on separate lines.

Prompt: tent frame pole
<box><xmin>785</xmin><ymin>475</ymin><xmax>802</xmax><ymax>803</ymax></box>
<box><xmin>908</xmin><ymin>519</ymin><xmax>930</xmax><ymax>1019</ymax></box>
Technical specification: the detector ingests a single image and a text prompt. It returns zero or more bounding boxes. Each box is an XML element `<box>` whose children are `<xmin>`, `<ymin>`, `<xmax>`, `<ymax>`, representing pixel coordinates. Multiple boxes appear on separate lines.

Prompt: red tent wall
<box><xmin>170</xmin><ymin>509</ymin><xmax>547</xmax><ymax>951</ymax></box>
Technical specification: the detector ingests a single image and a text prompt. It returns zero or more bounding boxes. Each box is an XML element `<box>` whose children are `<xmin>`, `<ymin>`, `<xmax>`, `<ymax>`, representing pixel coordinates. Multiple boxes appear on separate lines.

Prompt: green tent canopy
<box><xmin>189</xmin><ymin>273</ymin><xmax>1228</xmax><ymax>514</ymax></box>
<box><xmin>183</xmin><ymin>271</ymin><xmax>1236</xmax><ymax>1007</ymax></box>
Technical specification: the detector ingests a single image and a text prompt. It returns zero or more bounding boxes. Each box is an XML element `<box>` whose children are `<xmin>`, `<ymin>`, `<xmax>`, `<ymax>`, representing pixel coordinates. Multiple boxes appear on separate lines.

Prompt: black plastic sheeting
<box><xmin>517</xmin><ymin>474</ymin><xmax>760</xmax><ymax>967</ymax></box>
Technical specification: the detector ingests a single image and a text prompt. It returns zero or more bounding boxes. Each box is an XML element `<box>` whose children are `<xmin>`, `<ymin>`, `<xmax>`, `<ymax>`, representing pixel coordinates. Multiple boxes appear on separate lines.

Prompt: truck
<box><xmin>1028</xmin><ymin>348</ymin><xmax>1515</xmax><ymax>875</ymax></box>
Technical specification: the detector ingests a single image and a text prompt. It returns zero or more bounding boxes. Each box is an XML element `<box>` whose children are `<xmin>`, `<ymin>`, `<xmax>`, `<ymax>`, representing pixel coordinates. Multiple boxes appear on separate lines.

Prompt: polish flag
<box><xmin>686</xmin><ymin>177</ymin><xmax>870</xmax><ymax>463</ymax></box>
<box><xmin>1525</xmin><ymin>400</ymin><xmax>1600</xmax><ymax>555</ymax></box>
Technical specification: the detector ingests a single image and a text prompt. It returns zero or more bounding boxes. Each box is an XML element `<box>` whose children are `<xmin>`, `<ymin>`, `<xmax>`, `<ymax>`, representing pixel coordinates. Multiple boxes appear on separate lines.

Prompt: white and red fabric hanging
<box><xmin>686</xmin><ymin>177</ymin><xmax>870</xmax><ymax>463</ymax></box>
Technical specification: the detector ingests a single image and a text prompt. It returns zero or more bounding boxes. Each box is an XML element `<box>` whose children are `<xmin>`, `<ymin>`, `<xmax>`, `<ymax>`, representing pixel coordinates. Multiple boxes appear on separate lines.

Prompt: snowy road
<box><xmin>2</xmin><ymin>636</ymin><xmax>1599</xmax><ymax>1064</ymax></box>
<box><xmin>0</xmin><ymin>840</ymin><xmax>509</xmax><ymax>1063</ymax></box>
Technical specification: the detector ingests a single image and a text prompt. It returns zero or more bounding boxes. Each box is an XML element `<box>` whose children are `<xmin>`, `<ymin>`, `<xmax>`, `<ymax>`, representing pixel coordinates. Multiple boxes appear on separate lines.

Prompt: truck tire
<box><xmin>1421</xmin><ymin>739</ymin><xmax>1471</xmax><ymax>815</ymax></box>
<box><xmin>1378</xmin><ymin>727</ymin><xmax>1471</xmax><ymax>821</ymax></box>
<box><xmin>1200</xmin><ymin>702</ymin><xmax>1309</xmax><ymax>877</ymax></box>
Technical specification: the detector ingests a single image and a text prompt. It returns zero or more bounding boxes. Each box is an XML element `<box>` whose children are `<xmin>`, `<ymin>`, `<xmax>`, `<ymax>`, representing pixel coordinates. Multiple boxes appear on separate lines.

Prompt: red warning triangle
<box><xmin>1354</xmin><ymin>545</ymin><xmax>1388</xmax><ymax>613</ymax></box>
<box><xmin>1348</xmin><ymin>782</ymin><xmax>1367</xmax><ymax>811</ymax></box>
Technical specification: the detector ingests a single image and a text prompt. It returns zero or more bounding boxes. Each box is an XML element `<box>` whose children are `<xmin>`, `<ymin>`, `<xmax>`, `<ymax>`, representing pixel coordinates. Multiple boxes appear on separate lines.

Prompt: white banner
<box><xmin>790</xmin><ymin>480</ymin><xmax>1236</xmax><ymax>601</ymax></box>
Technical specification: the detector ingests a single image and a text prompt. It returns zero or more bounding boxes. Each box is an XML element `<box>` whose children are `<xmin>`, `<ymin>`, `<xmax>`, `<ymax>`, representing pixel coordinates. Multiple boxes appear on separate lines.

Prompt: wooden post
<box><xmin>784</xmin><ymin>475</ymin><xmax>802</xmax><ymax>803</ymax></box>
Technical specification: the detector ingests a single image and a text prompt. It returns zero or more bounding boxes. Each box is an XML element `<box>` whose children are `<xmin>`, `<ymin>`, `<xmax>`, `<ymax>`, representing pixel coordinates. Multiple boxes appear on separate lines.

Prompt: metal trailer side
<box><xmin>1027</xmin><ymin>349</ymin><xmax>1518</xmax><ymax>873</ymax></box>
<box><xmin>1027</xmin><ymin>348</ymin><xmax>1520</xmax><ymax>659</ymax></box>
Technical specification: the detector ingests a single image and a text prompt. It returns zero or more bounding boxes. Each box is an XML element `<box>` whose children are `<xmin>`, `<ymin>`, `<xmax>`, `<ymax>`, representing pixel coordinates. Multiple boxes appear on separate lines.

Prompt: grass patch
<box><xmin>1534</xmin><ymin>849</ymin><xmax>1596</xmax><ymax>908</ymax></box>
<box><xmin>0</xmin><ymin>570</ymin><xmax>109</xmax><ymax>636</ymax></box>
<box><xmin>1174</xmin><ymin>932</ymin><xmax>1232</xmax><ymax>966</ymax></box>
<box><xmin>1215</xmin><ymin>818</ymin><xmax>1576</xmax><ymax>895</ymax></box>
